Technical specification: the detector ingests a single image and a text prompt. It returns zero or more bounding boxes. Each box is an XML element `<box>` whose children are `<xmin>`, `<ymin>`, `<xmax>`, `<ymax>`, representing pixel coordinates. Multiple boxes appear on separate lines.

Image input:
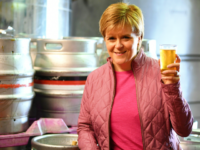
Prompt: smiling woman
<box><xmin>77</xmin><ymin>2</ymin><xmax>193</xmax><ymax>150</ymax></box>
<box><xmin>104</xmin><ymin>24</ymin><xmax>140</xmax><ymax>71</ymax></box>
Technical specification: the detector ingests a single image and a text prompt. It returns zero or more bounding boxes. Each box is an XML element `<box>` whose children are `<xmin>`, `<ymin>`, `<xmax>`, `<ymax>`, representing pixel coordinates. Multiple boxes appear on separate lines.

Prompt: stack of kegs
<box><xmin>0</xmin><ymin>38</ymin><xmax>34</xmax><ymax>134</ymax></box>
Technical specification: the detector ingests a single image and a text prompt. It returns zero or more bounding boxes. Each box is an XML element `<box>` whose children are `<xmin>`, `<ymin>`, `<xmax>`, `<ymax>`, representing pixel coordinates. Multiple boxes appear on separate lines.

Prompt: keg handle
<box><xmin>191</xmin><ymin>129</ymin><xmax>200</xmax><ymax>135</ymax></box>
<box><xmin>44</xmin><ymin>42</ymin><xmax>63</xmax><ymax>51</ymax></box>
<box><xmin>0</xmin><ymin>26</ymin><xmax>14</xmax><ymax>37</ymax></box>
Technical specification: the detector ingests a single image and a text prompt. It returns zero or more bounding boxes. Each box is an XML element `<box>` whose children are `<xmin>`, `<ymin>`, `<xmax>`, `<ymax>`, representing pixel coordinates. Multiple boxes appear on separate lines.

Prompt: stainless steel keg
<box><xmin>0</xmin><ymin>38</ymin><xmax>35</xmax><ymax>134</ymax></box>
<box><xmin>0</xmin><ymin>146</ymin><xmax>27</xmax><ymax>150</ymax></box>
<box><xmin>63</xmin><ymin>37</ymin><xmax>107</xmax><ymax>67</ymax></box>
<box><xmin>63</xmin><ymin>37</ymin><xmax>105</xmax><ymax>55</ymax></box>
<box><xmin>0</xmin><ymin>0</ymin><xmax>71</xmax><ymax>38</ymax></box>
<box><xmin>31</xmin><ymin>134</ymin><xmax>79</xmax><ymax>150</ymax></box>
<box><xmin>30</xmin><ymin>39</ymin><xmax>38</xmax><ymax>65</ymax></box>
<box><xmin>179</xmin><ymin>129</ymin><xmax>200</xmax><ymax>149</ymax></box>
<box><xmin>33</xmin><ymin>39</ymin><xmax>98</xmax><ymax>126</ymax></box>
<box><xmin>141</xmin><ymin>39</ymin><xmax>157</xmax><ymax>59</ymax></box>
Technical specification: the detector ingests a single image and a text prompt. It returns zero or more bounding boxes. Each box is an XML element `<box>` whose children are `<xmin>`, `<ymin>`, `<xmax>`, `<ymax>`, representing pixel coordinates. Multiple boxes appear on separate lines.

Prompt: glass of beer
<box><xmin>160</xmin><ymin>44</ymin><xmax>177</xmax><ymax>75</ymax></box>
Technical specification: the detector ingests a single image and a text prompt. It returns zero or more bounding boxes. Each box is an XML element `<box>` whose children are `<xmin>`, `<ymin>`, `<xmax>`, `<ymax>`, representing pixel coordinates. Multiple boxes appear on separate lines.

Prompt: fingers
<box><xmin>158</xmin><ymin>59</ymin><xmax>160</xmax><ymax>67</ymax></box>
<box><xmin>161</xmin><ymin>76</ymin><xmax>180</xmax><ymax>81</ymax></box>
<box><xmin>161</xmin><ymin>69</ymin><xmax>180</xmax><ymax>84</ymax></box>
<box><xmin>166</xmin><ymin>54</ymin><xmax>181</xmax><ymax>68</ymax></box>
<box><xmin>161</xmin><ymin>70</ymin><xmax>180</xmax><ymax>77</ymax></box>
<box><xmin>161</xmin><ymin>76</ymin><xmax>180</xmax><ymax>84</ymax></box>
<box><xmin>160</xmin><ymin>54</ymin><xmax>181</xmax><ymax>84</ymax></box>
<box><xmin>176</xmin><ymin>54</ymin><xmax>181</xmax><ymax>63</ymax></box>
<box><xmin>161</xmin><ymin>72</ymin><xmax>180</xmax><ymax>84</ymax></box>
<box><xmin>167</xmin><ymin>54</ymin><xmax>181</xmax><ymax>72</ymax></box>
<box><xmin>167</xmin><ymin>63</ymin><xmax>180</xmax><ymax>68</ymax></box>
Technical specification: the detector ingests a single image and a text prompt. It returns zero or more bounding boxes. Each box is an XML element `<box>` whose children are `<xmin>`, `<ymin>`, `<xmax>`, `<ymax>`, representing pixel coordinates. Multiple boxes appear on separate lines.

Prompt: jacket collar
<box><xmin>131</xmin><ymin>49</ymin><xmax>146</xmax><ymax>70</ymax></box>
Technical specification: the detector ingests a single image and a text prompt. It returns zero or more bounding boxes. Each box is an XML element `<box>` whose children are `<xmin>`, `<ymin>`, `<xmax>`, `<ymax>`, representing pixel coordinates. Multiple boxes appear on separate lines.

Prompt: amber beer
<box><xmin>160</xmin><ymin>45</ymin><xmax>177</xmax><ymax>73</ymax></box>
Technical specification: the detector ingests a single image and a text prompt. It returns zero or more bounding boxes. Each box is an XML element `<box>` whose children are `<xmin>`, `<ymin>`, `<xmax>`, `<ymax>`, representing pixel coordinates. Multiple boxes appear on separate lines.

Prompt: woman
<box><xmin>77</xmin><ymin>2</ymin><xmax>193</xmax><ymax>150</ymax></box>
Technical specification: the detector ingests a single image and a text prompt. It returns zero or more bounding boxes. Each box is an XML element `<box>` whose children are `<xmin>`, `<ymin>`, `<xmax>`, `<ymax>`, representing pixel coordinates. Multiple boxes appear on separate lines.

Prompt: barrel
<box><xmin>33</xmin><ymin>38</ymin><xmax>98</xmax><ymax>126</ymax></box>
<box><xmin>30</xmin><ymin>39</ymin><xmax>38</xmax><ymax>65</ymax></box>
<box><xmin>63</xmin><ymin>37</ymin><xmax>105</xmax><ymax>55</ymax></box>
<box><xmin>141</xmin><ymin>39</ymin><xmax>157</xmax><ymax>59</ymax></box>
<box><xmin>31</xmin><ymin>134</ymin><xmax>79</xmax><ymax>150</ymax></box>
<box><xmin>0</xmin><ymin>146</ymin><xmax>27</xmax><ymax>150</ymax></box>
<box><xmin>179</xmin><ymin>129</ymin><xmax>200</xmax><ymax>149</ymax></box>
<box><xmin>0</xmin><ymin>38</ymin><xmax>35</xmax><ymax>134</ymax></box>
<box><xmin>0</xmin><ymin>0</ymin><xmax>71</xmax><ymax>39</ymax></box>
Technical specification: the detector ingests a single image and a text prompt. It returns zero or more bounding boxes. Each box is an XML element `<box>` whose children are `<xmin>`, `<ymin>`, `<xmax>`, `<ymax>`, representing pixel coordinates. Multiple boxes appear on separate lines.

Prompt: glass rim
<box><xmin>160</xmin><ymin>44</ymin><xmax>177</xmax><ymax>47</ymax></box>
<box><xmin>160</xmin><ymin>44</ymin><xmax>177</xmax><ymax>50</ymax></box>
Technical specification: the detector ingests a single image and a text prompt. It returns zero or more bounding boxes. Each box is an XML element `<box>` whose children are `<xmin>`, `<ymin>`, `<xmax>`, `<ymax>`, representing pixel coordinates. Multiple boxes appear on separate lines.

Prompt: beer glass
<box><xmin>160</xmin><ymin>44</ymin><xmax>177</xmax><ymax>74</ymax></box>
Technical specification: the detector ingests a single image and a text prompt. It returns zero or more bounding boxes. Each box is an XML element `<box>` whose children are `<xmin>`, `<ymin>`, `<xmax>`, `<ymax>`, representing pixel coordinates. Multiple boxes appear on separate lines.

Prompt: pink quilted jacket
<box><xmin>77</xmin><ymin>50</ymin><xmax>193</xmax><ymax>150</ymax></box>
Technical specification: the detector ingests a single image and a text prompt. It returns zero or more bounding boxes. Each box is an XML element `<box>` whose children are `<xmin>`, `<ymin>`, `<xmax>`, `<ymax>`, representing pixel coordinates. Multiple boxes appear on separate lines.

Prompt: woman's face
<box><xmin>104</xmin><ymin>24</ymin><xmax>141</xmax><ymax>71</ymax></box>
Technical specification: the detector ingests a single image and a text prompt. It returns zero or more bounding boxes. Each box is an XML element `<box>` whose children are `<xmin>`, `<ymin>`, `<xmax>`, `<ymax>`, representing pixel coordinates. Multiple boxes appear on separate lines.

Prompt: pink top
<box><xmin>110</xmin><ymin>70</ymin><xmax>143</xmax><ymax>150</ymax></box>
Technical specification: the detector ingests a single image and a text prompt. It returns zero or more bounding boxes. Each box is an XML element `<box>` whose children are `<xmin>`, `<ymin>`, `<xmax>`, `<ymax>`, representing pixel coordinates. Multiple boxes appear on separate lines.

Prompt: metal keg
<box><xmin>30</xmin><ymin>39</ymin><xmax>38</xmax><ymax>65</ymax></box>
<box><xmin>0</xmin><ymin>38</ymin><xmax>35</xmax><ymax>134</ymax></box>
<box><xmin>0</xmin><ymin>146</ymin><xmax>27</xmax><ymax>150</ymax></box>
<box><xmin>34</xmin><ymin>39</ymin><xmax>98</xmax><ymax>126</ymax></box>
<box><xmin>63</xmin><ymin>37</ymin><xmax>105</xmax><ymax>55</ymax></box>
<box><xmin>31</xmin><ymin>134</ymin><xmax>79</xmax><ymax>150</ymax></box>
<box><xmin>0</xmin><ymin>0</ymin><xmax>71</xmax><ymax>38</ymax></box>
<box><xmin>141</xmin><ymin>39</ymin><xmax>157</xmax><ymax>59</ymax></box>
<box><xmin>179</xmin><ymin>129</ymin><xmax>200</xmax><ymax>149</ymax></box>
<box><xmin>63</xmin><ymin>37</ymin><xmax>107</xmax><ymax>67</ymax></box>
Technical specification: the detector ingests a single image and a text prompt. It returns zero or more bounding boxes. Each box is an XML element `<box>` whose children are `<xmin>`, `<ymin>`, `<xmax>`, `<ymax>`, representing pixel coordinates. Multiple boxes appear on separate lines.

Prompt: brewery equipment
<box><xmin>0</xmin><ymin>38</ymin><xmax>34</xmax><ymax>134</ymax></box>
<box><xmin>33</xmin><ymin>38</ymin><xmax>98</xmax><ymax>126</ymax></box>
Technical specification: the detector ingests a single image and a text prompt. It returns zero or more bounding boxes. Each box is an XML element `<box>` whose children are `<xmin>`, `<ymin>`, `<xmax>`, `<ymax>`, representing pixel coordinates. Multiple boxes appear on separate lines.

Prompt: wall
<box><xmin>71</xmin><ymin>0</ymin><xmax>120</xmax><ymax>37</ymax></box>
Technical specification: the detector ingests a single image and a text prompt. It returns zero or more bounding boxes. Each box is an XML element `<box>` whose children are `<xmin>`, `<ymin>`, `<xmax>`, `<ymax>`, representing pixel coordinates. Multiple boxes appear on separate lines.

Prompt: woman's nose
<box><xmin>115</xmin><ymin>40</ymin><xmax>123</xmax><ymax>49</ymax></box>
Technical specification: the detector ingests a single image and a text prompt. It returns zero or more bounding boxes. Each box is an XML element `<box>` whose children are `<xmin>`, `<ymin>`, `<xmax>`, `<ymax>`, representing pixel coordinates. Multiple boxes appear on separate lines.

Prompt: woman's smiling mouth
<box><xmin>114</xmin><ymin>51</ymin><xmax>126</xmax><ymax>56</ymax></box>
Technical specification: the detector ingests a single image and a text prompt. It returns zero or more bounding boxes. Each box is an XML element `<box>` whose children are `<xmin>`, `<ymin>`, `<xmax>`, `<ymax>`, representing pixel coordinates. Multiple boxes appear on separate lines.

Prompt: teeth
<box><xmin>115</xmin><ymin>52</ymin><xmax>125</xmax><ymax>54</ymax></box>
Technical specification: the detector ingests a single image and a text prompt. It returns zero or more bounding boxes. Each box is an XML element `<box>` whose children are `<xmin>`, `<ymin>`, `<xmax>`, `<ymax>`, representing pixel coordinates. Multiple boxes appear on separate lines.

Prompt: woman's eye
<box><xmin>123</xmin><ymin>36</ymin><xmax>130</xmax><ymax>39</ymax></box>
<box><xmin>108</xmin><ymin>37</ymin><xmax>115</xmax><ymax>40</ymax></box>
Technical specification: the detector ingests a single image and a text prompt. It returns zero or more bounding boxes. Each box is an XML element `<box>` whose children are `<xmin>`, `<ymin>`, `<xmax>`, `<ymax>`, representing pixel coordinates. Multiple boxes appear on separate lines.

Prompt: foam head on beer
<box><xmin>160</xmin><ymin>44</ymin><xmax>177</xmax><ymax>72</ymax></box>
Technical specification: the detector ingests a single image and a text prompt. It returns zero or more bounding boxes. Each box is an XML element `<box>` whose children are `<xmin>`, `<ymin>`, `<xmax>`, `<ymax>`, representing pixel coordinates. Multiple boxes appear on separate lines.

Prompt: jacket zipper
<box><xmin>108</xmin><ymin>63</ymin><xmax>116</xmax><ymax>150</ymax></box>
<box><xmin>133</xmin><ymin>69</ymin><xmax>146</xmax><ymax>150</ymax></box>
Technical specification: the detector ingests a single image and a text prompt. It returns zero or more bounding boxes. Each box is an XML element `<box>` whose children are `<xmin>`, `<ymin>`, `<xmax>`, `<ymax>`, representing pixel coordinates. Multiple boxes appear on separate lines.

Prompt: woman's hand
<box><xmin>159</xmin><ymin>54</ymin><xmax>181</xmax><ymax>84</ymax></box>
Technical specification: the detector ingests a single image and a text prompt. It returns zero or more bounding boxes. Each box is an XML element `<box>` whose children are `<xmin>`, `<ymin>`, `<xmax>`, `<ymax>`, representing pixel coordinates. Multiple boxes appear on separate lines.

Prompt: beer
<box><xmin>160</xmin><ymin>44</ymin><xmax>177</xmax><ymax>76</ymax></box>
<box><xmin>160</xmin><ymin>49</ymin><xmax>176</xmax><ymax>71</ymax></box>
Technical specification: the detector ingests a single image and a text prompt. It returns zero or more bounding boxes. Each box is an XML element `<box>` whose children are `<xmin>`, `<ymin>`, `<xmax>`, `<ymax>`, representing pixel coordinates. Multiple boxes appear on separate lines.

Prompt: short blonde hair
<box><xmin>99</xmin><ymin>2</ymin><xmax>144</xmax><ymax>49</ymax></box>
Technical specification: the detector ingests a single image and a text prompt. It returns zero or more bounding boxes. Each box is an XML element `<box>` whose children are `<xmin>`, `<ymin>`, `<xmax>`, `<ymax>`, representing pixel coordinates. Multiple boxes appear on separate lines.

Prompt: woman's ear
<box><xmin>138</xmin><ymin>36</ymin><xmax>141</xmax><ymax>45</ymax></box>
<box><xmin>137</xmin><ymin>36</ymin><xmax>142</xmax><ymax>51</ymax></box>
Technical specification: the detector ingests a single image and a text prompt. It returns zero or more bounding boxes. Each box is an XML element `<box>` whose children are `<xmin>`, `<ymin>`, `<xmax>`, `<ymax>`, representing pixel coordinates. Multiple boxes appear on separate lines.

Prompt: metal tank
<box><xmin>63</xmin><ymin>37</ymin><xmax>105</xmax><ymax>56</ymax></box>
<box><xmin>141</xmin><ymin>39</ymin><xmax>157</xmax><ymax>59</ymax></box>
<box><xmin>179</xmin><ymin>129</ymin><xmax>200</xmax><ymax>149</ymax></box>
<box><xmin>31</xmin><ymin>134</ymin><xmax>79</xmax><ymax>150</ymax></box>
<box><xmin>33</xmin><ymin>38</ymin><xmax>98</xmax><ymax>126</ymax></box>
<box><xmin>0</xmin><ymin>0</ymin><xmax>71</xmax><ymax>38</ymax></box>
<box><xmin>0</xmin><ymin>38</ymin><xmax>35</xmax><ymax>134</ymax></box>
<box><xmin>0</xmin><ymin>146</ymin><xmax>27</xmax><ymax>150</ymax></box>
<box><xmin>63</xmin><ymin>36</ymin><xmax>107</xmax><ymax>66</ymax></box>
<box><xmin>30</xmin><ymin>39</ymin><xmax>38</xmax><ymax>65</ymax></box>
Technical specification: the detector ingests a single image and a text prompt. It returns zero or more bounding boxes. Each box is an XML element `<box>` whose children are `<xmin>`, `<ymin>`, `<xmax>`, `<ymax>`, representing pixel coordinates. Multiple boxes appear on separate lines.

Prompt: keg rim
<box><xmin>31</xmin><ymin>134</ymin><xmax>78</xmax><ymax>149</ymax></box>
<box><xmin>0</xmin><ymin>37</ymin><xmax>31</xmax><ymax>41</ymax></box>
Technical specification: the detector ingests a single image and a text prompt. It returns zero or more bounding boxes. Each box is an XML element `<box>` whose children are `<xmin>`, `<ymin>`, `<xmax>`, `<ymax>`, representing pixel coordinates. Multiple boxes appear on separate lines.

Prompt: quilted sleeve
<box><xmin>162</xmin><ymin>81</ymin><xmax>193</xmax><ymax>137</ymax></box>
<box><xmin>77</xmin><ymin>77</ymin><xmax>100</xmax><ymax>150</ymax></box>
